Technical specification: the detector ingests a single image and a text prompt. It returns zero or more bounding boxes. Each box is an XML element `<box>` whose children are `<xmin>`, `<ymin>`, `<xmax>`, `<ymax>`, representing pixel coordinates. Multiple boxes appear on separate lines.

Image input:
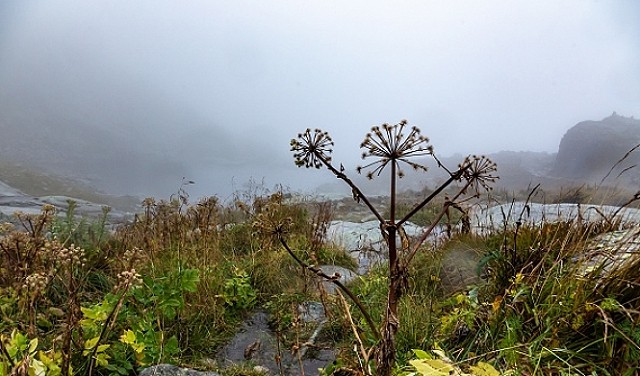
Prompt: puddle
<box><xmin>215</xmin><ymin>309</ymin><xmax>336</xmax><ymax>375</ymax></box>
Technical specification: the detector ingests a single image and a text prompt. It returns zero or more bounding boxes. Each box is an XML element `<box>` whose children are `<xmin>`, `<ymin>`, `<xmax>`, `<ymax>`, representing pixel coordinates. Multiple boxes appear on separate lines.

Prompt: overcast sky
<box><xmin>1</xmin><ymin>1</ymin><xmax>639</xmax><ymax>198</ymax></box>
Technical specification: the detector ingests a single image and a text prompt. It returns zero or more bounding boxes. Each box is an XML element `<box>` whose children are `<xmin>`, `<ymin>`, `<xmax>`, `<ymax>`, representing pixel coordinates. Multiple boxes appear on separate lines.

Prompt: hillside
<box><xmin>552</xmin><ymin>113</ymin><xmax>640</xmax><ymax>185</ymax></box>
<box><xmin>0</xmin><ymin>159</ymin><xmax>139</xmax><ymax>212</ymax></box>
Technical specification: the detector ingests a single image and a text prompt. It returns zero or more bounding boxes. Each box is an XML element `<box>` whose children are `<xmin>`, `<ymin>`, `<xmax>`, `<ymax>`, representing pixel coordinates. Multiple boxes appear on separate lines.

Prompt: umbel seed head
<box><xmin>291</xmin><ymin>128</ymin><xmax>334</xmax><ymax>168</ymax></box>
<box><xmin>357</xmin><ymin>120</ymin><xmax>433</xmax><ymax>179</ymax></box>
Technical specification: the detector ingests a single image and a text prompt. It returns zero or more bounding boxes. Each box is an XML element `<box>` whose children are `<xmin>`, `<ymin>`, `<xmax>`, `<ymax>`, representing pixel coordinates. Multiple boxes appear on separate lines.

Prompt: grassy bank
<box><xmin>1</xmin><ymin>188</ymin><xmax>639</xmax><ymax>375</ymax></box>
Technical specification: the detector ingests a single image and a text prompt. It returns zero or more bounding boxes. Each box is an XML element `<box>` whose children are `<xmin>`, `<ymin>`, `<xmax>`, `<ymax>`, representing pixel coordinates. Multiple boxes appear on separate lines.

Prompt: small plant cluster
<box><xmin>430</xmin><ymin>218</ymin><xmax>640</xmax><ymax>375</ymax></box>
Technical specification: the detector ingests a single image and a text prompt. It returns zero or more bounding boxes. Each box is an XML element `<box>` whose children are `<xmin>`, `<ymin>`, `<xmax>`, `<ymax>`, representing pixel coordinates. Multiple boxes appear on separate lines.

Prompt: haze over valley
<box><xmin>1</xmin><ymin>1</ymin><xmax>639</xmax><ymax>203</ymax></box>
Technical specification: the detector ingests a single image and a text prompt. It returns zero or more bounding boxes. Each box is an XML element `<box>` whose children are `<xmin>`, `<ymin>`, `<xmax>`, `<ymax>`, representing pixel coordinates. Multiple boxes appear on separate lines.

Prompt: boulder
<box><xmin>579</xmin><ymin>228</ymin><xmax>640</xmax><ymax>279</ymax></box>
<box><xmin>316</xmin><ymin>265</ymin><xmax>358</xmax><ymax>293</ymax></box>
<box><xmin>326</xmin><ymin>220</ymin><xmax>437</xmax><ymax>273</ymax></box>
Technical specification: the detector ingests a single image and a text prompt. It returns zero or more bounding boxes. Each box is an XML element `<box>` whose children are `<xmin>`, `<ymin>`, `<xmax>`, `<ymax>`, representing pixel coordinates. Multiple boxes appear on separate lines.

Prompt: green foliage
<box><xmin>50</xmin><ymin>200</ymin><xmax>111</xmax><ymax>251</ymax></box>
<box><xmin>429</xmin><ymin>221</ymin><xmax>640</xmax><ymax>375</ymax></box>
<box><xmin>0</xmin><ymin>330</ymin><xmax>64</xmax><ymax>376</ymax></box>
<box><xmin>221</xmin><ymin>268</ymin><xmax>257</xmax><ymax>310</ymax></box>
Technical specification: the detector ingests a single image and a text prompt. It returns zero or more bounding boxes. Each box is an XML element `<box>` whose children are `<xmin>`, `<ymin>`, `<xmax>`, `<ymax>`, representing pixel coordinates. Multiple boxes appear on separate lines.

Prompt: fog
<box><xmin>1</xmin><ymin>1</ymin><xmax>639</xmax><ymax>200</ymax></box>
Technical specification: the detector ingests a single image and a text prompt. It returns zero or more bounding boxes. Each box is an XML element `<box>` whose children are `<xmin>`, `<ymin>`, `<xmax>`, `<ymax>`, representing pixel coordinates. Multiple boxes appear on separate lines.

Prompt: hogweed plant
<box><xmin>286</xmin><ymin>120</ymin><xmax>497</xmax><ymax>375</ymax></box>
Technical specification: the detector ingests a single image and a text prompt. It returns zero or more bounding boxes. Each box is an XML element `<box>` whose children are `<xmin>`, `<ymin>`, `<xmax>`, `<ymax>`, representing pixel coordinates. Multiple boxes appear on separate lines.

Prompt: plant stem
<box><xmin>318</xmin><ymin>154</ymin><xmax>385</xmax><ymax>224</ymax></box>
<box><xmin>278</xmin><ymin>236</ymin><xmax>380</xmax><ymax>340</ymax></box>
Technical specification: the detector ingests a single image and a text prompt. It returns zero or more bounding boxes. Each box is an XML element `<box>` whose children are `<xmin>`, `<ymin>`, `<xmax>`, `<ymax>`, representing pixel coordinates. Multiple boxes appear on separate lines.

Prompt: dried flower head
<box><xmin>459</xmin><ymin>155</ymin><xmax>498</xmax><ymax>194</ymax></box>
<box><xmin>291</xmin><ymin>128</ymin><xmax>334</xmax><ymax>168</ymax></box>
<box><xmin>23</xmin><ymin>272</ymin><xmax>50</xmax><ymax>295</ymax></box>
<box><xmin>115</xmin><ymin>268</ymin><xmax>143</xmax><ymax>291</ymax></box>
<box><xmin>55</xmin><ymin>244</ymin><xmax>87</xmax><ymax>268</ymax></box>
<box><xmin>252</xmin><ymin>207</ymin><xmax>293</xmax><ymax>238</ymax></box>
<box><xmin>357</xmin><ymin>120</ymin><xmax>433</xmax><ymax>179</ymax></box>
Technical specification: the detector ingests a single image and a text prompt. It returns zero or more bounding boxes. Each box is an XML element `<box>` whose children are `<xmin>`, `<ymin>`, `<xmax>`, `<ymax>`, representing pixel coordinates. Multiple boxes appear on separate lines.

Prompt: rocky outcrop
<box><xmin>552</xmin><ymin>113</ymin><xmax>640</xmax><ymax>184</ymax></box>
<box><xmin>0</xmin><ymin>179</ymin><xmax>134</xmax><ymax>225</ymax></box>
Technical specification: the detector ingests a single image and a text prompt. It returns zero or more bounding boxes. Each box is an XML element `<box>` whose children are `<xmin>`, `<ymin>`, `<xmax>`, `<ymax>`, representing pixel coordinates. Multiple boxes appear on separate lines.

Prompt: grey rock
<box><xmin>215</xmin><ymin>309</ymin><xmax>335</xmax><ymax>375</ymax></box>
<box><xmin>0</xmin><ymin>193</ymin><xmax>132</xmax><ymax>225</ymax></box>
<box><xmin>471</xmin><ymin>202</ymin><xmax>640</xmax><ymax>235</ymax></box>
<box><xmin>298</xmin><ymin>301</ymin><xmax>326</xmax><ymax>322</ymax></box>
<box><xmin>326</xmin><ymin>220</ymin><xmax>437</xmax><ymax>273</ymax></box>
<box><xmin>253</xmin><ymin>365</ymin><xmax>270</xmax><ymax>374</ymax></box>
<box><xmin>317</xmin><ymin>265</ymin><xmax>358</xmax><ymax>294</ymax></box>
<box><xmin>139</xmin><ymin>364</ymin><xmax>220</xmax><ymax>376</ymax></box>
<box><xmin>578</xmin><ymin>228</ymin><xmax>640</xmax><ymax>279</ymax></box>
<box><xmin>326</xmin><ymin>220</ymin><xmax>426</xmax><ymax>253</ymax></box>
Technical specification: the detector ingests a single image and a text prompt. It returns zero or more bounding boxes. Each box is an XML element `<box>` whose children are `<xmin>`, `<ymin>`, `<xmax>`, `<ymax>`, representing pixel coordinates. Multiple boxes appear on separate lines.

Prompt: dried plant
<box><xmin>284</xmin><ymin>120</ymin><xmax>497</xmax><ymax>375</ymax></box>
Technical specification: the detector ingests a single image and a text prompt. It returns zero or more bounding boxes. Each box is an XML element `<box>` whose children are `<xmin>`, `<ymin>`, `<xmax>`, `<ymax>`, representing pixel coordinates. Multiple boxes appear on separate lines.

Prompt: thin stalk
<box><xmin>318</xmin><ymin>154</ymin><xmax>385</xmax><ymax>224</ymax></box>
<box><xmin>278</xmin><ymin>236</ymin><xmax>380</xmax><ymax>340</ymax></box>
<box><xmin>389</xmin><ymin>161</ymin><xmax>397</xmax><ymax>269</ymax></box>
<box><xmin>403</xmin><ymin>180</ymin><xmax>472</xmax><ymax>268</ymax></box>
<box><xmin>397</xmin><ymin>172</ymin><xmax>460</xmax><ymax>227</ymax></box>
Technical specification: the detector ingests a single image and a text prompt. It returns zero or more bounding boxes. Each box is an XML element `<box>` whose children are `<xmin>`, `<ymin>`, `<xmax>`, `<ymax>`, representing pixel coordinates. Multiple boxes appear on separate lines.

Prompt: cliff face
<box><xmin>552</xmin><ymin>113</ymin><xmax>640</xmax><ymax>184</ymax></box>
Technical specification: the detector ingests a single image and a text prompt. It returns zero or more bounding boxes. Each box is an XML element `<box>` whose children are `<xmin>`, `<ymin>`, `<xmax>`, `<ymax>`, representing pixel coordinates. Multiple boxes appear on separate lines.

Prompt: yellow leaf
<box><xmin>412</xmin><ymin>349</ymin><xmax>431</xmax><ymax>360</ymax></box>
<box><xmin>119</xmin><ymin>330</ymin><xmax>136</xmax><ymax>345</ymax></box>
<box><xmin>469</xmin><ymin>362</ymin><xmax>500</xmax><ymax>376</ymax></box>
<box><xmin>84</xmin><ymin>337</ymin><xmax>99</xmax><ymax>350</ymax></box>
<box><xmin>492</xmin><ymin>296</ymin><xmax>503</xmax><ymax>313</ymax></box>
<box><xmin>410</xmin><ymin>359</ymin><xmax>456</xmax><ymax>376</ymax></box>
<box><xmin>28</xmin><ymin>338</ymin><xmax>38</xmax><ymax>354</ymax></box>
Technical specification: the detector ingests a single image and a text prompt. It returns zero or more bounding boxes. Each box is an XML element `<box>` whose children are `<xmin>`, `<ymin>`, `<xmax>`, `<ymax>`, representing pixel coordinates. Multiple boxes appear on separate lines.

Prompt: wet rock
<box><xmin>327</xmin><ymin>220</ymin><xmax>425</xmax><ymax>253</ymax></box>
<box><xmin>0</xmin><ymin>194</ymin><xmax>133</xmax><ymax>225</ymax></box>
<box><xmin>139</xmin><ymin>364</ymin><xmax>220</xmax><ymax>376</ymax></box>
<box><xmin>215</xmin><ymin>309</ymin><xmax>336</xmax><ymax>375</ymax></box>
<box><xmin>216</xmin><ymin>310</ymin><xmax>278</xmax><ymax>372</ymax></box>
<box><xmin>317</xmin><ymin>265</ymin><xmax>358</xmax><ymax>293</ymax></box>
<box><xmin>578</xmin><ymin>228</ymin><xmax>640</xmax><ymax>279</ymax></box>
<box><xmin>326</xmin><ymin>220</ymin><xmax>431</xmax><ymax>273</ymax></box>
<box><xmin>298</xmin><ymin>301</ymin><xmax>326</xmax><ymax>323</ymax></box>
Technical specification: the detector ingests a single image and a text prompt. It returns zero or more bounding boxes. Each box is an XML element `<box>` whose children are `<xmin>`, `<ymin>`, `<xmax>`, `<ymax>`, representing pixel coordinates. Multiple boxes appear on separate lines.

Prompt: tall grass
<box><xmin>1</xmin><ymin>184</ymin><xmax>639</xmax><ymax>375</ymax></box>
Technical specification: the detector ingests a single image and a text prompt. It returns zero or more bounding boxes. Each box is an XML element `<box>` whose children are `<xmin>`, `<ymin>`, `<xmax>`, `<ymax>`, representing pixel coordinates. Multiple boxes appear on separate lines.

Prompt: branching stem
<box><xmin>278</xmin><ymin>236</ymin><xmax>380</xmax><ymax>340</ymax></box>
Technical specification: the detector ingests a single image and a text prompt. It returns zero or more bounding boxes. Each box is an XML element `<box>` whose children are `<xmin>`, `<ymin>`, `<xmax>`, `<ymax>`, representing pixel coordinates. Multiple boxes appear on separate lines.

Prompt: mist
<box><xmin>1</xmin><ymin>1</ymin><xmax>639</xmax><ymax>200</ymax></box>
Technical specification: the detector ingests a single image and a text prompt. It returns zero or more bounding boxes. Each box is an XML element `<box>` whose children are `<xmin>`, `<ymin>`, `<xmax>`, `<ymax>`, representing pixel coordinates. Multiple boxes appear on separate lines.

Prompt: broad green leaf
<box><xmin>120</xmin><ymin>330</ymin><xmax>136</xmax><ymax>345</ymax></box>
<box><xmin>180</xmin><ymin>269</ymin><xmax>200</xmax><ymax>292</ymax></box>
<box><xmin>412</xmin><ymin>349</ymin><xmax>431</xmax><ymax>360</ymax></box>
<box><xmin>95</xmin><ymin>352</ymin><xmax>111</xmax><ymax>367</ymax></box>
<box><xmin>161</xmin><ymin>297</ymin><xmax>182</xmax><ymax>308</ymax></box>
<box><xmin>28</xmin><ymin>338</ymin><xmax>38</xmax><ymax>354</ymax></box>
<box><xmin>164</xmin><ymin>336</ymin><xmax>180</xmax><ymax>356</ymax></box>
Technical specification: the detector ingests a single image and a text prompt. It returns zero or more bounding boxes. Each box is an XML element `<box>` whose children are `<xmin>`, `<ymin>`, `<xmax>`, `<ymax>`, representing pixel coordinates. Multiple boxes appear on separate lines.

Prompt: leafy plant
<box><xmin>403</xmin><ymin>348</ymin><xmax>500</xmax><ymax>376</ymax></box>
<box><xmin>221</xmin><ymin>268</ymin><xmax>257</xmax><ymax>310</ymax></box>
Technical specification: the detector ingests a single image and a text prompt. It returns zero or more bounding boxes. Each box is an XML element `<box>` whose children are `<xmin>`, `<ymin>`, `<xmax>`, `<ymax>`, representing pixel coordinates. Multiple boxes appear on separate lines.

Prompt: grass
<box><xmin>1</xmin><ymin>185</ymin><xmax>639</xmax><ymax>375</ymax></box>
